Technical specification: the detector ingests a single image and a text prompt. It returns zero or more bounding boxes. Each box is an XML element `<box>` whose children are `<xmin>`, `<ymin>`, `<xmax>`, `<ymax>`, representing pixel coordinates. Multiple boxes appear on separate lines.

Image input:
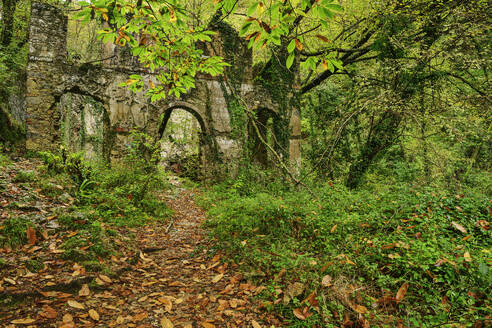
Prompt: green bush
<box><xmin>200</xmin><ymin>182</ymin><xmax>491</xmax><ymax>326</ymax></box>
<box><xmin>13</xmin><ymin>170</ymin><xmax>36</xmax><ymax>183</ymax></box>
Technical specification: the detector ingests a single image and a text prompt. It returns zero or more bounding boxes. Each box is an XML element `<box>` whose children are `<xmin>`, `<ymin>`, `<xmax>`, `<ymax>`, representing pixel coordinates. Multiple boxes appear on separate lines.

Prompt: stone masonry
<box><xmin>25</xmin><ymin>2</ymin><xmax>301</xmax><ymax>176</ymax></box>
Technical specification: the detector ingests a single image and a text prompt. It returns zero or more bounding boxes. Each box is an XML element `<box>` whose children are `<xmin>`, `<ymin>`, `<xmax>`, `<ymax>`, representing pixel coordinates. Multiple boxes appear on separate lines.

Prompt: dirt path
<box><xmin>111</xmin><ymin>189</ymin><xmax>281</xmax><ymax>327</ymax></box>
<box><xmin>0</xmin><ymin>159</ymin><xmax>281</xmax><ymax>327</ymax></box>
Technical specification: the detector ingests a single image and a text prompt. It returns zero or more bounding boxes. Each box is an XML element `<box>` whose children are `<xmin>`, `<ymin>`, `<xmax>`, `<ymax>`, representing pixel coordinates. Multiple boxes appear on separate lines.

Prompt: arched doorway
<box><xmin>158</xmin><ymin>106</ymin><xmax>207</xmax><ymax>180</ymax></box>
<box><xmin>249</xmin><ymin>107</ymin><xmax>280</xmax><ymax>168</ymax></box>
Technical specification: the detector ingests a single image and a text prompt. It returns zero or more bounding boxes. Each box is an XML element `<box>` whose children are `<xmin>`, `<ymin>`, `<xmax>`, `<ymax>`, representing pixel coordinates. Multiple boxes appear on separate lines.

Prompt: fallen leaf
<box><xmin>464</xmin><ymin>251</ymin><xmax>472</xmax><ymax>262</ymax></box>
<box><xmin>40</xmin><ymin>305</ymin><xmax>57</xmax><ymax>319</ymax></box>
<box><xmin>395</xmin><ymin>282</ymin><xmax>409</xmax><ymax>303</ymax></box>
<box><xmin>251</xmin><ymin>319</ymin><xmax>262</xmax><ymax>328</ymax></box>
<box><xmin>330</xmin><ymin>224</ymin><xmax>337</xmax><ymax>233</ymax></box>
<box><xmin>4</xmin><ymin>277</ymin><xmax>16</xmax><ymax>285</ymax></box>
<box><xmin>158</xmin><ymin>297</ymin><xmax>173</xmax><ymax>312</ymax></box>
<box><xmin>451</xmin><ymin>221</ymin><xmax>467</xmax><ymax>234</ymax></box>
<box><xmin>201</xmin><ymin>323</ymin><xmax>216</xmax><ymax>328</ymax></box>
<box><xmin>67</xmin><ymin>299</ymin><xmax>85</xmax><ymax>309</ymax></box>
<box><xmin>11</xmin><ymin>318</ymin><xmax>36</xmax><ymax>324</ymax></box>
<box><xmin>212</xmin><ymin>273</ymin><xmax>224</xmax><ymax>283</ymax></box>
<box><xmin>321</xmin><ymin>275</ymin><xmax>332</xmax><ymax>287</ymax></box>
<box><xmin>133</xmin><ymin>312</ymin><xmax>148</xmax><ymax>322</ymax></box>
<box><xmin>160</xmin><ymin>317</ymin><xmax>174</xmax><ymax>328</ymax></box>
<box><xmin>98</xmin><ymin>274</ymin><xmax>112</xmax><ymax>283</ymax></box>
<box><xmin>351</xmin><ymin>303</ymin><xmax>368</xmax><ymax>314</ymax></box>
<box><xmin>63</xmin><ymin>313</ymin><xmax>74</xmax><ymax>323</ymax></box>
<box><xmin>88</xmin><ymin>309</ymin><xmax>100</xmax><ymax>321</ymax></box>
<box><xmin>26</xmin><ymin>226</ymin><xmax>36</xmax><ymax>245</ymax></box>
<box><xmin>293</xmin><ymin>308</ymin><xmax>306</xmax><ymax>320</ymax></box>
<box><xmin>78</xmin><ymin>284</ymin><xmax>90</xmax><ymax>297</ymax></box>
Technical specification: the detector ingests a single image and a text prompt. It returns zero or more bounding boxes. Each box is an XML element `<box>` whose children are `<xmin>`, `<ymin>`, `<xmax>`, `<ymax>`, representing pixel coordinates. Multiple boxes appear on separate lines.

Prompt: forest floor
<box><xmin>0</xmin><ymin>158</ymin><xmax>281</xmax><ymax>327</ymax></box>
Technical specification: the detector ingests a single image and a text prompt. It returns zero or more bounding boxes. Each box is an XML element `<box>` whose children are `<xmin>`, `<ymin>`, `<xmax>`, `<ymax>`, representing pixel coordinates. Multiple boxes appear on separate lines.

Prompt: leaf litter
<box><xmin>0</xmin><ymin>159</ymin><xmax>279</xmax><ymax>327</ymax></box>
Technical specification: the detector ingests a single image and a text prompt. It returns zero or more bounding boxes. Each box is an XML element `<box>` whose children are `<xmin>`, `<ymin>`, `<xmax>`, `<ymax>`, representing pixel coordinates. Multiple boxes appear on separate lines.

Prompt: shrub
<box><xmin>200</xmin><ymin>182</ymin><xmax>491</xmax><ymax>326</ymax></box>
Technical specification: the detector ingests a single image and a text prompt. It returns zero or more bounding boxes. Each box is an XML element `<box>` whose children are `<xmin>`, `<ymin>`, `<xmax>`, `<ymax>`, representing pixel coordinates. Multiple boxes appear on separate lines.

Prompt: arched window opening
<box><xmin>159</xmin><ymin>108</ymin><xmax>204</xmax><ymax>180</ymax></box>
<box><xmin>249</xmin><ymin>108</ymin><xmax>279</xmax><ymax>168</ymax></box>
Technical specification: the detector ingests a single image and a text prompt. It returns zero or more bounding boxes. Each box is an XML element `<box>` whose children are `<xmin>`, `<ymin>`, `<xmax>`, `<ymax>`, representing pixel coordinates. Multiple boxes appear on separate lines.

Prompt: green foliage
<box><xmin>39</xmin><ymin>132</ymin><xmax>174</xmax><ymax>227</ymax></box>
<box><xmin>61</xmin><ymin>220</ymin><xmax>115</xmax><ymax>263</ymax></box>
<box><xmin>0</xmin><ymin>216</ymin><xmax>33</xmax><ymax>248</ymax></box>
<box><xmin>74</xmin><ymin>0</ymin><xmax>228</xmax><ymax>100</ymax></box>
<box><xmin>13</xmin><ymin>170</ymin><xmax>36</xmax><ymax>183</ymax></box>
<box><xmin>0</xmin><ymin>152</ymin><xmax>11</xmax><ymax>167</ymax></box>
<box><xmin>200</xmin><ymin>181</ymin><xmax>491</xmax><ymax>326</ymax></box>
<box><xmin>25</xmin><ymin>259</ymin><xmax>45</xmax><ymax>272</ymax></box>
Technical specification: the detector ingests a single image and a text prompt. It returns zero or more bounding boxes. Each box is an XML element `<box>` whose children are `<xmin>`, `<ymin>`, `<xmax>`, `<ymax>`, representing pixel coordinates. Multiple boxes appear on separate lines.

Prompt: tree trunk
<box><xmin>346</xmin><ymin>110</ymin><xmax>401</xmax><ymax>189</ymax></box>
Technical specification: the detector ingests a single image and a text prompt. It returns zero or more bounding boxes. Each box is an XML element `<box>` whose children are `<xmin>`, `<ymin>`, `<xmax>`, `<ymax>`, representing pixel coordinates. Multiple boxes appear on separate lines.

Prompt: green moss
<box><xmin>13</xmin><ymin>170</ymin><xmax>36</xmax><ymax>183</ymax></box>
<box><xmin>0</xmin><ymin>216</ymin><xmax>33</xmax><ymax>248</ymax></box>
<box><xmin>25</xmin><ymin>259</ymin><xmax>44</xmax><ymax>272</ymax></box>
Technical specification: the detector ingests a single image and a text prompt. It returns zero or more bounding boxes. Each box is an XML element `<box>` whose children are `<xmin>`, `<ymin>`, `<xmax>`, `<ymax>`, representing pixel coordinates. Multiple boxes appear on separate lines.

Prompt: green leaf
<box><xmin>326</xmin><ymin>4</ymin><xmax>343</xmax><ymax>11</ymax></box>
<box><xmin>287</xmin><ymin>40</ymin><xmax>296</xmax><ymax>53</ymax></box>
<box><xmin>272</xmin><ymin>35</ymin><xmax>281</xmax><ymax>46</ymax></box>
<box><xmin>239</xmin><ymin>22</ymin><xmax>253</xmax><ymax>37</ymax></box>
<box><xmin>319</xmin><ymin>7</ymin><xmax>334</xmax><ymax>19</ymax></box>
<box><xmin>247</xmin><ymin>2</ymin><xmax>259</xmax><ymax>17</ymax></box>
<box><xmin>286</xmin><ymin>52</ymin><xmax>295</xmax><ymax>69</ymax></box>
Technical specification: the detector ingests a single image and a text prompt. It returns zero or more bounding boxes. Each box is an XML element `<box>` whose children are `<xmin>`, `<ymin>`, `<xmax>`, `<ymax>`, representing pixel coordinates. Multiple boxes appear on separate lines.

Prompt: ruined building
<box><xmin>25</xmin><ymin>2</ymin><xmax>301</xmax><ymax>176</ymax></box>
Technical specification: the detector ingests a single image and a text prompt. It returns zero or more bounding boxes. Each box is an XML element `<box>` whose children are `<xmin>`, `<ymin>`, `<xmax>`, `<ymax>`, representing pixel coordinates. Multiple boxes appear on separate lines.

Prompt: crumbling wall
<box><xmin>26</xmin><ymin>2</ymin><xmax>67</xmax><ymax>149</ymax></box>
<box><xmin>25</xmin><ymin>2</ymin><xmax>301</xmax><ymax>177</ymax></box>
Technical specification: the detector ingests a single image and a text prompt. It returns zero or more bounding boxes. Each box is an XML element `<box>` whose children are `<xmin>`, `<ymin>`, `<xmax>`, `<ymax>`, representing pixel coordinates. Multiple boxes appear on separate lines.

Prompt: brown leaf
<box><xmin>246</xmin><ymin>32</ymin><xmax>259</xmax><ymax>41</ymax></box>
<box><xmin>321</xmin><ymin>275</ymin><xmax>332</xmax><ymax>287</ymax></box>
<box><xmin>98</xmin><ymin>274</ymin><xmax>112</xmax><ymax>283</ymax></box>
<box><xmin>395</xmin><ymin>282</ymin><xmax>409</xmax><ymax>303</ymax></box>
<box><xmin>451</xmin><ymin>221</ymin><xmax>467</xmax><ymax>234</ymax></box>
<box><xmin>158</xmin><ymin>297</ymin><xmax>173</xmax><ymax>312</ymax></box>
<box><xmin>78</xmin><ymin>284</ymin><xmax>90</xmax><ymax>297</ymax></box>
<box><xmin>293</xmin><ymin>308</ymin><xmax>306</xmax><ymax>320</ymax></box>
<box><xmin>4</xmin><ymin>277</ymin><xmax>16</xmax><ymax>285</ymax></box>
<box><xmin>11</xmin><ymin>318</ymin><xmax>36</xmax><ymax>324</ymax></box>
<box><xmin>161</xmin><ymin>317</ymin><xmax>174</xmax><ymax>328</ymax></box>
<box><xmin>251</xmin><ymin>319</ymin><xmax>262</xmax><ymax>328</ymax></box>
<box><xmin>351</xmin><ymin>303</ymin><xmax>368</xmax><ymax>314</ymax></box>
<box><xmin>212</xmin><ymin>273</ymin><xmax>224</xmax><ymax>283</ymax></box>
<box><xmin>67</xmin><ymin>299</ymin><xmax>85</xmax><ymax>309</ymax></box>
<box><xmin>40</xmin><ymin>305</ymin><xmax>57</xmax><ymax>319</ymax></box>
<box><xmin>330</xmin><ymin>224</ymin><xmax>337</xmax><ymax>233</ymax></box>
<box><xmin>201</xmin><ymin>323</ymin><xmax>216</xmax><ymax>328</ymax></box>
<box><xmin>295</xmin><ymin>39</ymin><xmax>303</xmax><ymax>51</ymax></box>
<box><xmin>89</xmin><ymin>309</ymin><xmax>100</xmax><ymax>321</ymax></box>
<box><xmin>63</xmin><ymin>313</ymin><xmax>74</xmax><ymax>323</ymax></box>
<box><xmin>316</xmin><ymin>34</ymin><xmax>330</xmax><ymax>42</ymax></box>
<box><xmin>302</xmin><ymin>291</ymin><xmax>319</xmax><ymax>308</ymax></box>
<box><xmin>26</xmin><ymin>226</ymin><xmax>36</xmax><ymax>245</ymax></box>
<box><xmin>133</xmin><ymin>312</ymin><xmax>148</xmax><ymax>322</ymax></box>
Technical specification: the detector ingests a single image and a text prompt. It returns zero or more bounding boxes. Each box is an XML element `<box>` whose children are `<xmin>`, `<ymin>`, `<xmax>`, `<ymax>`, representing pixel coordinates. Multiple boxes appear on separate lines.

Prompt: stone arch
<box><xmin>158</xmin><ymin>102</ymin><xmax>208</xmax><ymax>138</ymax></box>
<box><xmin>158</xmin><ymin>102</ymin><xmax>213</xmax><ymax>178</ymax></box>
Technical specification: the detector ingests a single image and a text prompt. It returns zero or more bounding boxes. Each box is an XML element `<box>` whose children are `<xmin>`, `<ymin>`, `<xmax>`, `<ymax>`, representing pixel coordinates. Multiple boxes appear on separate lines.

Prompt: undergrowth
<box><xmin>1</xmin><ymin>132</ymin><xmax>172</xmax><ymax>270</ymax></box>
<box><xmin>199</xmin><ymin>172</ymin><xmax>491</xmax><ymax>327</ymax></box>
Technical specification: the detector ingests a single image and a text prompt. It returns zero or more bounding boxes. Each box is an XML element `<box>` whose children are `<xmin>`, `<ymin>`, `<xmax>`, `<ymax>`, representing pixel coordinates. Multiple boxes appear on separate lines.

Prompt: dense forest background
<box><xmin>0</xmin><ymin>0</ymin><xmax>490</xmax><ymax>327</ymax></box>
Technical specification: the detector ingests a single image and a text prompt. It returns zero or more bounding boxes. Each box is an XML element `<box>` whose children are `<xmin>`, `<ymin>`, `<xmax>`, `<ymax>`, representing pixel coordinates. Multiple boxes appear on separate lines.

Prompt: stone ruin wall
<box><xmin>25</xmin><ymin>2</ymin><xmax>301</xmax><ymax>176</ymax></box>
